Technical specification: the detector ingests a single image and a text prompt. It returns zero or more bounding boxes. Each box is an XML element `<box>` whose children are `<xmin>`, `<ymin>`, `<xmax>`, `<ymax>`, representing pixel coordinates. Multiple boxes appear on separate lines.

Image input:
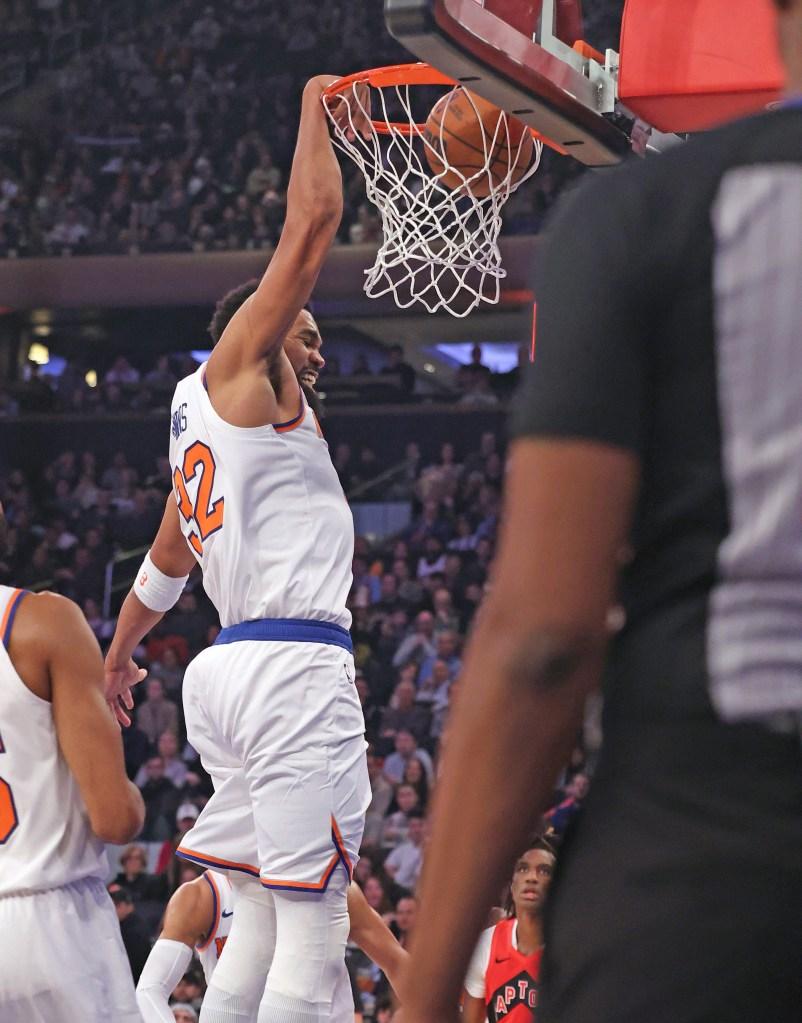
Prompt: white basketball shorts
<box><xmin>178</xmin><ymin>625</ymin><xmax>370</xmax><ymax>892</ymax></box>
<box><xmin>0</xmin><ymin>875</ymin><xmax>141</xmax><ymax>1022</ymax></box>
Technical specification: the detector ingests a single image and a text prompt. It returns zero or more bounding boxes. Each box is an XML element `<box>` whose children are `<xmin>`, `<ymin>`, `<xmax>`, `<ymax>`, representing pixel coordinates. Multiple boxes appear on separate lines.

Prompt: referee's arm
<box><xmin>403</xmin><ymin>170</ymin><xmax>649</xmax><ymax>1023</ymax></box>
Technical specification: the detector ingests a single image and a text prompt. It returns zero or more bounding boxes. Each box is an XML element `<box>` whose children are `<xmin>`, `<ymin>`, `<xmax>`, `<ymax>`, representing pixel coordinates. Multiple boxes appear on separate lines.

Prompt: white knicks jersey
<box><xmin>195</xmin><ymin>870</ymin><xmax>234</xmax><ymax>983</ymax></box>
<box><xmin>0</xmin><ymin>586</ymin><xmax>106</xmax><ymax>897</ymax></box>
<box><xmin>168</xmin><ymin>364</ymin><xmax>354</xmax><ymax>629</ymax></box>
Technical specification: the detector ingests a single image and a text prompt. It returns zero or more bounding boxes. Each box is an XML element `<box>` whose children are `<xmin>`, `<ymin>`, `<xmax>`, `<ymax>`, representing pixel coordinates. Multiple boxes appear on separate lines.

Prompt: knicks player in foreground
<box><xmin>136</xmin><ymin>873</ymin><xmax>408</xmax><ymax>1021</ymax></box>
<box><xmin>105</xmin><ymin>75</ymin><xmax>372</xmax><ymax>1023</ymax></box>
<box><xmin>0</xmin><ymin>511</ymin><xmax>145</xmax><ymax>1021</ymax></box>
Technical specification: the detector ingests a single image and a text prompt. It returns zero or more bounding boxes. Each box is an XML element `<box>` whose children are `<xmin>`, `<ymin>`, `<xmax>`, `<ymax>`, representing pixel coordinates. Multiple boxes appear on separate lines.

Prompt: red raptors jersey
<box><xmin>484</xmin><ymin>918</ymin><xmax>543</xmax><ymax>1022</ymax></box>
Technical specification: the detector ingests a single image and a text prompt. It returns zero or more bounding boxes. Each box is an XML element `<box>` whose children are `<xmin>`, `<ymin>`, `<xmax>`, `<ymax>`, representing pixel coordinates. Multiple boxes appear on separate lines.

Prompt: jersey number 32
<box><xmin>173</xmin><ymin>441</ymin><xmax>225</xmax><ymax>556</ymax></box>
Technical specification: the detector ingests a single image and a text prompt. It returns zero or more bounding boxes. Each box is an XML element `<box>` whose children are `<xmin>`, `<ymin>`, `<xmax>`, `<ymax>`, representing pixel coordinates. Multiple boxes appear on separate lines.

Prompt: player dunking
<box><xmin>136</xmin><ymin>876</ymin><xmax>408</xmax><ymax>1021</ymax></box>
<box><xmin>0</xmin><ymin>506</ymin><xmax>145</xmax><ymax>1022</ymax></box>
<box><xmin>105</xmin><ymin>75</ymin><xmax>371</xmax><ymax>1023</ymax></box>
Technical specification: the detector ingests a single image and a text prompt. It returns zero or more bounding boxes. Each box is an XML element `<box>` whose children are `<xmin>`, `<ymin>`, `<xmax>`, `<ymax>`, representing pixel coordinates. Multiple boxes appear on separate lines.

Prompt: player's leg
<box><xmin>224</xmin><ymin>641</ymin><xmax>369</xmax><ymax>1021</ymax></box>
<box><xmin>200</xmin><ymin>876</ymin><xmax>276</xmax><ymax>1023</ymax></box>
<box><xmin>257</xmin><ymin>871</ymin><xmax>351</xmax><ymax>1023</ymax></box>
<box><xmin>330</xmin><ymin>959</ymin><xmax>358</xmax><ymax>1023</ymax></box>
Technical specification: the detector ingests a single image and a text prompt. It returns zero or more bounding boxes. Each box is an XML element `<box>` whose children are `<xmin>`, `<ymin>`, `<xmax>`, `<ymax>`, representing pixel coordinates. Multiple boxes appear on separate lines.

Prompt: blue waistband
<box><xmin>214</xmin><ymin>617</ymin><xmax>352</xmax><ymax>653</ymax></box>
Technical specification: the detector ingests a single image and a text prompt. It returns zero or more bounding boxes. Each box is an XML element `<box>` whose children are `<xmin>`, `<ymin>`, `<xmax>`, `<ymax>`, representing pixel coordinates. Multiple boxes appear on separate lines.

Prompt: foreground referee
<box><xmin>405</xmin><ymin>3</ymin><xmax>802</xmax><ymax>1022</ymax></box>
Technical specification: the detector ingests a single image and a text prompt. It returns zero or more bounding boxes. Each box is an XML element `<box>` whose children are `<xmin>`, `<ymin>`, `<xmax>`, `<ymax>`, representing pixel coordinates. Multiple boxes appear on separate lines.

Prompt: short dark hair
<box><xmin>208</xmin><ymin>279</ymin><xmax>313</xmax><ymax>346</ymax></box>
<box><xmin>208</xmin><ymin>278</ymin><xmax>259</xmax><ymax>345</ymax></box>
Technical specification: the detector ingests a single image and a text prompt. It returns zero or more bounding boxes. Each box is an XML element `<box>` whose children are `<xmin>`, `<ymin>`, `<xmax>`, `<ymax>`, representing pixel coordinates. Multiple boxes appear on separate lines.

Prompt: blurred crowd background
<box><xmin>0</xmin><ymin>0</ymin><xmax>625</xmax><ymax>258</ymax></box>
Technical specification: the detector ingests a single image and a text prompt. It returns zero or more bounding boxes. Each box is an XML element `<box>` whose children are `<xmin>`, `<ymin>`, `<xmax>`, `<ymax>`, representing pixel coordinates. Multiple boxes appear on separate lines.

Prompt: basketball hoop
<box><xmin>322</xmin><ymin>63</ymin><xmax>543</xmax><ymax>317</ymax></box>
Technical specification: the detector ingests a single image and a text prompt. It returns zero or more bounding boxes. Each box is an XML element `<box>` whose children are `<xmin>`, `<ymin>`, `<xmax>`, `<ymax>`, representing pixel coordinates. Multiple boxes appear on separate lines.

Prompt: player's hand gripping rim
<box><xmin>315</xmin><ymin>74</ymin><xmax>372</xmax><ymax>142</ymax></box>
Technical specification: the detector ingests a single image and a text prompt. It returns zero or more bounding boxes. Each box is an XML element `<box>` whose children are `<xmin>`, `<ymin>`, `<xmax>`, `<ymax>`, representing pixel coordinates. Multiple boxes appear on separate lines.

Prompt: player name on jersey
<box><xmin>488</xmin><ymin>970</ymin><xmax>538</xmax><ymax>1020</ymax></box>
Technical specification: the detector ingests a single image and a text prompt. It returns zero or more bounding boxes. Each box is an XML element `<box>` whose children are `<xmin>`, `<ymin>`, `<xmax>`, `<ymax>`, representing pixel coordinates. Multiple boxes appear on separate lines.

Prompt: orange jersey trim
<box><xmin>260</xmin><ymin>852</ymin><xmax>340</xmax><ymax>893</ymax></box>
<box><xmin>176</xmin><ymin>845</ymin><xmax>260</xmax><ymax>877</ymax></box>
<box><xmin>179</xmin><ymin>815</ymin><xmax>351</xmax><ymax>893</ymax></box>
<box><xmin>260</xmin><ymin>814</ymin><xmax>352</xmax><ymax>892</ymax></box>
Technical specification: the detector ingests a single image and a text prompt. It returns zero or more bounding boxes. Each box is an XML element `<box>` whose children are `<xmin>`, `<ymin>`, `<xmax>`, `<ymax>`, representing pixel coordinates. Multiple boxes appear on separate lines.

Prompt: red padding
<box><xmin>619</xmin><ymin>0</ymin><xmax>785</xmax><ymax>133</ymax></box>
<box><xmin>483</xmin><ymin>0</ymin><xmax>584</xmax><ymax>46</ymax></box>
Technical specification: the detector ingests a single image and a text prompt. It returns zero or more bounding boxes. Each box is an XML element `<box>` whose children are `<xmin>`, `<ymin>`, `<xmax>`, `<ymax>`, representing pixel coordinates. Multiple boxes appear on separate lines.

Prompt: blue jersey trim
<box><xmin>214</xmin><ymin>617</ymin><xmax>353</xmax><ymax>653</ymax></box>
<box><xmin>3</xmin><ymin>589</ymin><xmax>29</xmax><ymax>649</ymax></box>
<box><xmin>175</xmin><ymin>847</ymin><xmax>261</xmax><ymax>878</ymax></box>
<box><xmin>196</xmin><ymin>872</ymin><xmax>219</xmax><ymax>951</ymax></box>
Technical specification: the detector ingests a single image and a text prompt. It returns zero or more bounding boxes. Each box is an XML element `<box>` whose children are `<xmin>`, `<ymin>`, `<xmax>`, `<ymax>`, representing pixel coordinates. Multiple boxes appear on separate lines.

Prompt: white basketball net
<box><xmin>324</xmin><ymin>75</ymin><xmax>543</xmax><ymax>317</ymax></box>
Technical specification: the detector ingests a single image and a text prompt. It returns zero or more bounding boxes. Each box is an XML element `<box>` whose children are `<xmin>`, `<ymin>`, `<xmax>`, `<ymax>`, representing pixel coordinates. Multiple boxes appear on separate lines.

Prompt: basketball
<box><xmin>423</xmin><ymin>88</ymin><xmax>535</xmax><ymax>196</ymax></box>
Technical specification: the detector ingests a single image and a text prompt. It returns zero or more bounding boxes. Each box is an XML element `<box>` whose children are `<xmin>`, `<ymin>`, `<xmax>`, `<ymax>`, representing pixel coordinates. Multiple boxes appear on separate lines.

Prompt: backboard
<box><xmin>385</xmin><ymin>0</ymin><xmax>785</xmax><ymax>167</ymax></box>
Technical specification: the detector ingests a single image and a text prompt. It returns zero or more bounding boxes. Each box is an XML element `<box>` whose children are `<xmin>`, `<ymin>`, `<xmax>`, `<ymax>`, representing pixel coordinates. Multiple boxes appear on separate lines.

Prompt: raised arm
<box><xmin>205</xmin><ymin>75</ymin><xmax>349</xmax><ymax>421</ymax></box>
<box><xmin>11</xmin><ymin>592</ymin><xmax>145</xmax><ymax>843</ymax></box>
<box><xmin>105</xmin><ymin>495</ymin><xmax>196</xmax><ymax>724</ymax></box>
<box><xmin>136</xmin><ymin>878</ymin><xmax>212</xmax><ymax>1023</ymax></box>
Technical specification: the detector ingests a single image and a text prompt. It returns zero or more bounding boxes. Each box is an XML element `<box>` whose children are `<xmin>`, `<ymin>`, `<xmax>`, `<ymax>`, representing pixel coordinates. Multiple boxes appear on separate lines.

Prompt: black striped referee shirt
<box><xmin>511</xmin><ymin>106</ymin><xmax>802</xmax><ymax>725</ymax></box>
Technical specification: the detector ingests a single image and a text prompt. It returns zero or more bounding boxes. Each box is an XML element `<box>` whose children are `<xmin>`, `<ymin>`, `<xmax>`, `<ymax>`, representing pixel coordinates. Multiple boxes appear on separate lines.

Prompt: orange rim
<box><xmin>323</xmin><ymin>62</ymin><xmax>554</xmax><ymax>148</ymax></box>
<box><xmin>322</xmin><ymin>62</ymin><xmax>458</xmax><ymax>136</ymax></box>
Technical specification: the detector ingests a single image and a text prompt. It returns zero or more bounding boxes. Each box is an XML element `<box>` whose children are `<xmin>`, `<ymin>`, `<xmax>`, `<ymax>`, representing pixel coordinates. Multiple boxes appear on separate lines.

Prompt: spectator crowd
<box><xmin>5</xmin><ymin>341</ymin><xmax>528</xmax><ymax>417</ymax></box>
<box><xmin>0</xmin><ymin>422</ymin><xmax>590</xmax><ymax>1018</ymax></box>
<box><xmin>0</xmin><ymin>0</ymin><xmax>593</xmax><ymax>259</ymax></box>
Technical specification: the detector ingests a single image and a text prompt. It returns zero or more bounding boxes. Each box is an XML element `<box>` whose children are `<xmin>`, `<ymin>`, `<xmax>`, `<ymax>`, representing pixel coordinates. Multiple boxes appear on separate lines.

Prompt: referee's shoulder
<box><xmin>548</xmin><ymin>107</ymin><xmax>797</xmax><ymax>230</ymax></box>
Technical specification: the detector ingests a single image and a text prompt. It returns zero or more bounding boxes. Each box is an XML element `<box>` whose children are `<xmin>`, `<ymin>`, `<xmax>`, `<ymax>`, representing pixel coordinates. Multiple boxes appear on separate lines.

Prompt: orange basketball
<box><xmin>423</xmin><ymin>89</ymin><xmax>535</xmax><ymax>197</ymax></box>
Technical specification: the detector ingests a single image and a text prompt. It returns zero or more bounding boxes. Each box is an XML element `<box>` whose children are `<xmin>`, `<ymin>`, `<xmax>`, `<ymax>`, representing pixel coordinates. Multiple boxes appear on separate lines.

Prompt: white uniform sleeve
<box><xmin>464</xmin><ymin>926</ymin><xmax>494</xmax><ymax>1000</ymax></box>
<box><xmin>136</xmin><ymin>938</ymin><xmax>194</xmax><ymax>1023</ymax></box>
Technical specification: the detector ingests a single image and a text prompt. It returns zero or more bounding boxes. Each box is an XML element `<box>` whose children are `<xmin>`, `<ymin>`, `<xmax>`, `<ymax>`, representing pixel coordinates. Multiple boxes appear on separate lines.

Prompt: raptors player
<box><xmin>136</xmin><ymin>876</ymin><xmax>408</xmax><ymax>1022</ymax></box>
<box><xmin>105</xmin><ymin>75</ymin><xmax>372</xmax><ymax>1023</ymax></box>
<box><xmin>463</xmin><ymin>840</ymin><xmax>556</xmax><ymax>1023</ymax></box>
<box><xmin>0</xmin><ymin>537</ymin><xmax>145</xmax><ymax>1021</ymax></box>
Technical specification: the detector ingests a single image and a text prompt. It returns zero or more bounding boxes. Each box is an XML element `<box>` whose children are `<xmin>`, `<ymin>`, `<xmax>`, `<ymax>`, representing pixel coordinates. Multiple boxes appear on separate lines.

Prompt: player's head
<box><xmin>209</xmin><ymin>280</ymin><xmax>322</xmax><ymax>374</ymax></box>
<box><xmin>507</xmin><ymin>838</ymin><xmax>556</xmax><ymax>918</ymax></box>
<box><xmin>282</xmin><ymin>306</ymin><xmax>326</xmax><ymax>391</ymax></box>
<box><xmin>208</xmin><ymin>278</ymin><xmax>258</xmax><ymax>344</ymax></box>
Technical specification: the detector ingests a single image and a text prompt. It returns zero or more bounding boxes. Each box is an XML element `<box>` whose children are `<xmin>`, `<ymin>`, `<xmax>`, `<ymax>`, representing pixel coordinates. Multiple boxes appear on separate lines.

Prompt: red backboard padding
<box><xmin>619</xmin><ymin>0</ymin><xmax>786</xmax><ymax>133</ymax></box>
<box><xmin>483</xmin><ymin>0</ymin><xmax>584</xmax><ymax>46</ymax></box>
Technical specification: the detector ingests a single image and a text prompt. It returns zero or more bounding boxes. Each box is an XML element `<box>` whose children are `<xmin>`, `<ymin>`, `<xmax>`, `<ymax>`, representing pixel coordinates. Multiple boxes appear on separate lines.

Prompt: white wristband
<box><xmin>134</xmin><ymin>551</ymin><xmax>189</xmax><ymax>613</ymax></box>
